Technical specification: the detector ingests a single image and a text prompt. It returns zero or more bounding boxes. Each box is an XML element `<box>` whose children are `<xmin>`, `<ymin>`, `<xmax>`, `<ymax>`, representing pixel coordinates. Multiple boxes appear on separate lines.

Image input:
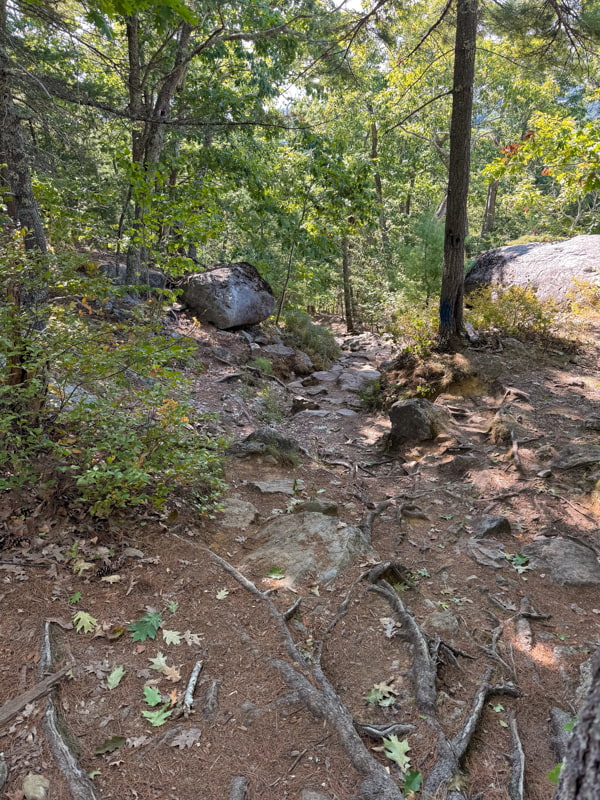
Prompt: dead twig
<box><xmin>0</xmin><ymin>666</ymin><xmax>71</xmax><ymax>730</ymax></box>
<box><xmin>183</xmin><ymin>660</ymin><xmax>203</xmax><ymax>717</ymax></box>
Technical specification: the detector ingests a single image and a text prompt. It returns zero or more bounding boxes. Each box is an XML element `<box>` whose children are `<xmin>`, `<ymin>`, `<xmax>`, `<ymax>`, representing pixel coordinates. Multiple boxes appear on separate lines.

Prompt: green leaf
<box><xmin>69</xmin><ymin>592</ymin><xmax>82</xmax><ymax>605</ymax></box>
<box><xmin>142</xmin><ymin>704</ymin><xmax>173</xmax><ymax>727</ymax></box>
<box><xmin>94</xmin><ymin>735</ymin><xmax>126</xmax><ymax>755</ymax></box>
<box><xmin>143</xmin><ymin>685</ymin><xmax>162</xmax><ymax>707</ymax></box>
<box><xmin>547</xmin><ymin>763</ymin><xmax>563</xmax><ymax>785</ymax></box>
<box><xmin>106</xmin><ymin>666</ymin><xmax>125</xmax><ymax>689</ymax></box>
<box><xmin>149</xmin><ymin>652</ymin><xmax>168</xmax><ymax>672</ymax></box>
<box><xmin>267</xmin><ymin>567</ymin><xmax>285</xmax><ymax>579</ymax></box>
<box><xmin>499</xmin><ymin>719</ymin><xmax>509</xmax><ymax>728</ymax></box>
<box><xmin>403</xmin><ymin>769</ymin><xmax>423</xmax><ymax>793</ymax></box>
<box><xmin>167</xmin><ymin>601</ymin><xmax>179</xmax><ymax>613</ymax></box>
<box><xmin>490</xmin><ymin>703</ymin><xmax>504</xmax><ymax>713</ymax></box>
<box><xmin>563</xmin><ymin>719</ymin><xmax>576</xmax><ymax>732</ymax></box>
<box><xmin>72</xmin><ymin>611</ymin><xmax>98</xmax><ymax>634</ymax></box>
<box><xmin>383</xmin><ymin>735</ymin><xmax>411</xmax><ymax>771</ymax></box>
<box><xmin>128</xmin><ymin>611</ymin><xmax>162</xmax><ymax>642</ymax></box>
<box><xmin>162</xmin><ymin>628</ymin><xmax>182</xmax><ymax>645</ymax></box>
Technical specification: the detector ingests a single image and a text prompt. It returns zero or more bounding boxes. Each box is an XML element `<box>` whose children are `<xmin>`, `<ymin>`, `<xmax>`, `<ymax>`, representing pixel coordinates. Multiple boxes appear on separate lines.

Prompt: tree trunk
<box><xmin>481</xmin><ymin>179</ymin><xmax>499</xmax><ymax>235</ymax></box>
<box><xmin>0</xmin><ymin>0</ymin><xmax>46</xmax><ymax>253</ymax></box>
<box><xmin>342</xmin><ymin>235</ymin><xmax>355</xmax><ymax>333</ymax></box>
<box><xmin>438</xmin><ymin>0</ymin><xmax>478</xmax><ymax>351</ymax></box>
<box><xmin>368</xmin><ymin>106</ymin><xmax>389</xmax><ymax>249</ymax></box>
<box><xmin>555</xmin><ymin>646</ymin><xmax>600</xmax><ymax>800</ymax></box>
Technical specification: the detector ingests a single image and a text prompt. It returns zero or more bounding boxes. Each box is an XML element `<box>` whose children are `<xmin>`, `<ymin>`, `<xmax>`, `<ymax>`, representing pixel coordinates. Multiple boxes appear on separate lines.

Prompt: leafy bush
<box><xmin>385</xmin><ymin>301</ymin><xmax>439</xmax><ymax>358</ymax></box>
<box><xmin>0</xmin><ymin>237</ymin><xmax>226</xmax><ymax>517</ymax></box>
<box><xmin>465</xmin><ymin>285</ymin><xmax>558</xmax><ymax>339</ymax></box>
<box><xmin>282</xmin><ymin>309</ymin><xmax>339</xmax><ymax>366</ymax></box>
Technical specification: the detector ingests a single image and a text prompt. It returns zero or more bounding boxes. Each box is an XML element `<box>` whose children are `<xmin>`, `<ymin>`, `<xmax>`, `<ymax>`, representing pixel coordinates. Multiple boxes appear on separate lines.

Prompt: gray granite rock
<box><xmin>552</xmin><ymin>444</ymin><xmax>600</xmax><ymax>470</ymax></box>
<box><xmin>220</xmin><ymin>498</ymin><xmax>259</xmax><ymax>530</ymax></box>
<box><xmin>470</xmin><ymin>514</ymin><xmax>512</xmax><ymax>538</ymax></box>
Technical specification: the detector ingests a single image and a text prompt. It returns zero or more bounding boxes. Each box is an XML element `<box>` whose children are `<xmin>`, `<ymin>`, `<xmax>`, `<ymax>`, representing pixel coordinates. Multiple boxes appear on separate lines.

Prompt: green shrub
<box><xmin>385</xmin><ymin>302</ymin><xmax>438</xmax><ymax>358</ymax></box>
<box><xmin>282</xmin><ymin>309</ymin><xmax>339</xmax><ymax>366</ymax></box>
<box><xmin>250</xmin><ymin>356</ymin><xmax>273</xmax><ymax>375</ymax></box>
<box><xmin>465</xmin><ymin>285</ymin><xmax>558</xmax><ymax>339</ymax></box>
<box><xmin>0</xmin><ymin>237</ymin><xmax>226</xmax><ymax>517</ymax></box>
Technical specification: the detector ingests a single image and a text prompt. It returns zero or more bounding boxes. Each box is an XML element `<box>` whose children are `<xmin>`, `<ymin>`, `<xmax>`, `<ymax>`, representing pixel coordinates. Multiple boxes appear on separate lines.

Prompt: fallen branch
<box><xmin>183</xmin><ymin>660</ymin><xmax>203</xmax><ymax>717</ymax></box>
<box><xmin>0</xmin><ymin>665</ymin><xmax>71</xmax><ymax>730</ymax></box>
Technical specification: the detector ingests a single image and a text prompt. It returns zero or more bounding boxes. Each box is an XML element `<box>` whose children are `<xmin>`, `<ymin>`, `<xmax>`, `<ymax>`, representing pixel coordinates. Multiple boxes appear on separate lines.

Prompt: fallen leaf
<box><xmin>94</xmin><ymin>735</ymin><xmax>126</xmax><ymax>755</ymax></box>
<box><xmin>101</xmin><ymin>575</ymin><xmax>121</xmax><ymax>584</ymax></box>
<box><xmin>106</xmin><ymin>666</ymin><xmax>125</xmax><ymax>690</ymax></box>
<box><xmin>126</xmin><ymin>736</ymin><xmax>151</xmax><ymax>749</ymax></box>
<box><xmin>169</xmin><ymin>727</ymin><xmax>202</xmax><ymax>749</ymax></box>
<box><xmin>163</xmin><ymin>664</ymin><xmax>181</xmax><ymax>683</ymax></box>
<box><xmin>215</xmin><ymin>588</ymin><xmax>229</xmax><ymax>600</ymax></box>
<box><xmin>162</xmin><ymin>629</ymin><xmax>182</xmax><ymax>646</ymax></box>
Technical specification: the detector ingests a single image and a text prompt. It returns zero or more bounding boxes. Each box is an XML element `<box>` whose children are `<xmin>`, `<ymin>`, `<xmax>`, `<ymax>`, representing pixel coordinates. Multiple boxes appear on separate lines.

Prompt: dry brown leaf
<box><xmin>163</xmin><ymin>664</ymin><xmax>181</xmax><ymax>682</ymax></box>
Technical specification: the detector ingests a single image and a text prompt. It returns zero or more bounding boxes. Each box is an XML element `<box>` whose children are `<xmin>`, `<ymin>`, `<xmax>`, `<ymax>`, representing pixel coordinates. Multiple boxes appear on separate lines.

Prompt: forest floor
<box><xmin>0</xmin><ymin>306</ymin><xmax>599</xmax><ymax>800</ymax></box>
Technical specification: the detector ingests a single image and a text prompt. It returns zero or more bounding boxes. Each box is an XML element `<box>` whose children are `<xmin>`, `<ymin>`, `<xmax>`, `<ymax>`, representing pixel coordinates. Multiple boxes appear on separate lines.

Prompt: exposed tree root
<box><xmin>508</xmin><ymin>712</ymin><xmax>525</xmax><ymax>800</ymax></box>
<box><xmin>210</xmin><ymin>551</ymin><xmax>405</xmax><ymax>800</ymax></box>
<box><xmin>40</xmin><ymin>623</ymin><xmax>97</xmax><ymax>800</ymax></box>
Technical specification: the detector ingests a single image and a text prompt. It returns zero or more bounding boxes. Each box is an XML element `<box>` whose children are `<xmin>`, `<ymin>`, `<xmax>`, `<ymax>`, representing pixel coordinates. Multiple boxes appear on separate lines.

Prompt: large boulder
<box><xmin>388</xmin><ymin>398</ymin><xmax>449</xmax><ymax>448</ymax></box>
<box><xmin>465</xmin><ymin>235</ymin><xmax>600</xmax><ymax>302</ymax></box>
<box><xmin>181</xmin><ymin>262</ymin><xmax>275</xmax><ymax>329</ymax></box>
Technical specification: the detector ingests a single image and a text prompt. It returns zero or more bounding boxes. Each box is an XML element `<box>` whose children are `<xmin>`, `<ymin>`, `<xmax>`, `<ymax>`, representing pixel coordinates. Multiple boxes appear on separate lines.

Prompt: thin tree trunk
<box><xmin>0</xmin><ymin>0</ymin><xmax>46</xmax><ymax>253</ymax></box>
<box><xmin>481</xmin><ymin>179</ymin><xmax>499</xmax><ymax>235</ymax></box>
<box><xmin>342</xmin><ymin>235</ymin><xmax>355</xmax><ymax>333</ymax></box>
<box><xmin>404</xmin><ymin>174</ymin><xmax>415</xmax><ymax>216</ymax></box>
<box><xmin>438</xmin><ymin>0</ymin><xmax>478</xmax><ymax>350</ymax></box>
<box><xmin>368</xmin><ymin>105</ymin><xmax>389</xmax><ymax>249</ymax></box>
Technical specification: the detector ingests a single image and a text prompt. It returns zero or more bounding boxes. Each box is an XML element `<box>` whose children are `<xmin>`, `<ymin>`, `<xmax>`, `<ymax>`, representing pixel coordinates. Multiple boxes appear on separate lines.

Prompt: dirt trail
<box><xmin>0</xmin><ymin>313</ymin><xmax>599</xmax><ymax>800</ymax></box>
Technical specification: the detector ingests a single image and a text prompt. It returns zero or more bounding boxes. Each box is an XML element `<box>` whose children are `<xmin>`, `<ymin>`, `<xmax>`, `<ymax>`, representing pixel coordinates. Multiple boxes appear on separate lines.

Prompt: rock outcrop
<box><xmin>465</xmin><ymin>235</ymin><xmax>600</xmax><ymax>301</ymax></box>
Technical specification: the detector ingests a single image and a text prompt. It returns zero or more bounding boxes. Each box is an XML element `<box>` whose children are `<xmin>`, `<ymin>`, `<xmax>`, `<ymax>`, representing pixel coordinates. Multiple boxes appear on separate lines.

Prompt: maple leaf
<box><xmin>73</xmin><ymin>611</ymin><xmax>98</xmax><ymax>634</ymax></box>
<box><xmin>126</xmin><ymin>736</ymin><xmax>151</xmax><ymax>749</ymax></box>
<box><xmin>169</xmin><ymin>728</ymin><xmax>201</xmax><ymax>749</ymax></box>
<box><xmin>128</xmin><ymin>611</ymin><xmax>162</xmax><ymax>642</ymax></box>
<box><xmin>215</xmin><ymin>588</ymin><xmax>229</xmax><ymax>600</ymax></box>
<box><xmin>106</xmin><ymin>666</ymin><xmax>125</xmax><ymax>690</ymax></box>
<box><xmin>383</xmin><ymin>736</ymin><xmax>411</xmax><ymax>771</ymax></box>
<box><xmin>162</xmin><ymin>629</ymin><xmax>182</xmax><ymax>646</ymax></box>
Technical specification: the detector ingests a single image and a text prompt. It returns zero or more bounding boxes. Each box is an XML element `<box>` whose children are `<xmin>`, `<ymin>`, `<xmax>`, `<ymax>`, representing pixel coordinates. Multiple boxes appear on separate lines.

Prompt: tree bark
<box><xmin>481</xmin><ymin>179</ymin><xmax>499</xmax><ymax>235</ymax></box>
<box><xmin>438</xmin><ymin>0</ymin><xmax>477</xmax><ymax>351</ymax></box>
<box><xmin>341</xmin><ymin>235</ymin><xmax>355</xmax><ymax>333</ymax></box>
<box><xmin>368</xmin><ymin>105</ymin><xmax>389</xmax><ymax>249</ymax></box>
<box><xmin>555</xmin><ymin>646</ymin><xmax>600</xmax><ymax>800</ymax></box>
<box><xmin>0</xmin><ymin>0</ymin><xmax>46</xmax><ymax>253</ymax></box>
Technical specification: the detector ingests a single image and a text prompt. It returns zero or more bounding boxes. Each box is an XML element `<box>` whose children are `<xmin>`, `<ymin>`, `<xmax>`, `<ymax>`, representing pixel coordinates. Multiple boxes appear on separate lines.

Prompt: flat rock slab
<box><xmin>241</xmin><ymin>512</ymin><xmax>377</xmax><ymax>585</ymax></box>
<box><xmin>522</xmin><ymin>536</ymin><xmax>600</xmax><ymax>586</ymax></box>
<box><xmin>337</xmin><ymin>367</ymin><xmax>381</xmax><ymax>393</ymax></box>
<box><xmin>220</xmin><ymin>498</ymin><xmax>259</xmax><ymax>530</ymax></box>
<box><xmin>551</xmin><ymin>444</ymin><xmax>600</xmax><ymax>470</ymax></box>
<box><xmin>250</xmin><ymin>479</ymin><xmax>305</xmax><ymax>495</ymax></box>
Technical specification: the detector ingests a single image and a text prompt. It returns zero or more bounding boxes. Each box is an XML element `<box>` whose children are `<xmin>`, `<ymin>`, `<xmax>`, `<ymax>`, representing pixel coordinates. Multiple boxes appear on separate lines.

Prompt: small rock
<box><xmin>425</xmin><ymin>609</ymin><xmax>459</xmax><ymax>635</ymax></box>
<box><xmin>470</xmin><ymin>514</ymin><xmax>511</xmax><ymax>538</ymax></box>
<box><xmin>220</xmin><ymin>498</ymin><xmax>259</xmax><ymax>530</ymax></box>
<box><xmin>338</xmin><ymin>367</ymin><xmax>381</xmax><ymax>393</ymax></box>
<box><xmin>310</xmin><ymin>371</ymin><xmax>338</xmax><ymax>382</ymax></box>
<box><xmin>250</xmin><ymin>479</ymin><xmax>305</xmax><ymax>495</ymax></box>
<box><xmin>295</xmin><ymin>409</ymin><xmax>330</xmax><ymax>417</ymax></box>
<box><xmin>550</xmin><ymin>707</ymin><xmax>573</xmax><ymax>759</ymax></box>
<box><xmin>23</xmin><ymin>774</ymin><xmax>50</xmax><ymax>800</ymax></box>
<box><xmin>263</xmin><ymin>343</ymin><xmax>295</xmax><ymax>356</ymax></box>
<box><xmin>291</xmin><ymin>396</ymin><xmax>320</xmax><ymax>414</ymax></box>
<box><xmin>294</xmin><ymin>498</ymin><xmax>338</xmax><ymax>516</ymax></box>
<box><xmin>335</xmin><ymin>408</ymin><xmax>357</xmax><ymax>417</ymax></box>
<box><xmin>301</xmin><ymin>791</ymin><xmax>330</xmax><ymax>800</ymax></box>
<box><xmin>292</xmin><ymin>351</ymin><xmax>314</xmax><ymax>375</ymax></box>
<box><xmin>388</xmin><ymin>398</ymin><xmax>446</xmax><ymax>447</ymax></box>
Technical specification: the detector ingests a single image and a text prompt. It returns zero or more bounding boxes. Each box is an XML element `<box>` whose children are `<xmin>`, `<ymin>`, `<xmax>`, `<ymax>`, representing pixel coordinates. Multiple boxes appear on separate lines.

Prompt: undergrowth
<box><xmin>0</xmin><ymin>236</ymin><xmax>226</xmax><ymax>518</ymax></box>
<box><xmin>282</xmin><ymin>309</ymin><xmax>339</xmax><ymax>368</ymax></box>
